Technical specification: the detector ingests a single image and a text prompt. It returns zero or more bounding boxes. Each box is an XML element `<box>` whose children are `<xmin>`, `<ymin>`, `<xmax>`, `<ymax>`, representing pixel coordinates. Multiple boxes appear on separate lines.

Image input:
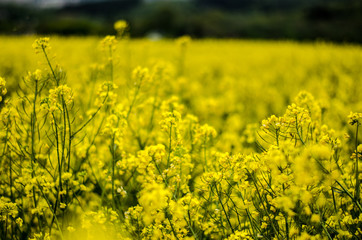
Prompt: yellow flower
<box><xmin>0</xmin><ymin>77</ymin><xmax>6</xmax><ymax>102</ymax></box>
<box><xmin>15</xmin><ymin>217</ymin><xmax>23</xmax><ymax>227</ymax></box>
<box><xmin>100</xmin><ymin>35</ymin><xmax>117</xmax><ymax>50</ymax></box>
<box><xmin>67</xmin><ymin>225</ymin><xmax>75</xmax><ymax>232</ymax></box>
<box><xmin>114</xmin><ymin>20</ymin><xmax>128</xmax><ymax>36</ymax></box>
<box><xmin>60</xmin><ymin>202</ymin><xmax>67</xmax><ymax>209</ymax></box>
<box><xmin>311</xmin><ymin>214</ymin><xmax>320</xmax><ymax>223</ymax></box>
<box><xmin>62</xmin><ymin>172</ymin><xmax>72</xmax><ymax>180</ymax></box>
<box><xmin>138</xmin><ymin>183</ymin><xmax>171</xmax><ymax>225</ymax></box>
<box><xmin>32</xmin><ymin>37</ymin><xmax>50</xmax><ymax>52</ymax></box>
<box><xmin>348</xmin><ymin>112</ymin><xmax>362</xmax><ymax>126</ymax></box>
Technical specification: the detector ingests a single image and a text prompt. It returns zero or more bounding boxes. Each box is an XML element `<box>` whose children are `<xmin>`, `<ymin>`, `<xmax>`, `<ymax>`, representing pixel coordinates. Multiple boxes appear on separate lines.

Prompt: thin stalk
<box><xmin>295</xmin><ymin>116</ymin><xmax>305</xmax><ymax>145</ymax></box>
<box><xmin>61</xmin><ymin>101</ymin><xmax>67</xmax><ymax>173</ymax></box>
<box><xmin>186</xmin><ymin>207</ymin><xmax>199</xmax><ymax>240</ymax></box>
<box><xmin>354</xmin><ymin>124</ymin><xmax>360</xmax><ymax>202</ymax></box>
<box><xmin>37</xmin><ymin>181</ymin><xmax>63</xmax><ymax>240</ymax></box>
<box><xmin>336</xmin><ymin>180</ymin><xmax>362</xmax><ymax>212</ymax></box>
<box><xmin>147</xmin><ymin>87</ymin><xmax>159</xmax><ymax>132</ymax></box>
<box><xmin>30</xmin><ymin>78</ymin><xmax>42</xmax><ymax>232</ymax></box>
<box><xmin>331</xmin><ymin>187</ymin><xmax>337</xmax><ymax>213</ymax></box>
<box><xmin>7</xmin><ymin>129</ymin><xmax>13</xmax><ymax>203</ymax></box>
<box><xmin>9</xmin><ymin>156</ymin><xmax>13</xmax><ymax>201</ymax></box>
<box><xmin>41</xmin><ymin>46</ymin><xmax>59</xmax><ymax>86</ymax></box>
<box><xmin>71</xmin><ymin>91</ymin><xmax>108</xmax><ymax>138</ymax></box>
<box><xmin>66</xmin><ymin>105</ymin><xmax>72</xmax><ymax>172</ymax></box>
<box><xmin>234</xmin><ymin>182</ymin><xmax>259</xmax><ymax>238</ymax></box>
<box><xmin>152</xmin><ymin>157</ymin><xmax>168</xmax><ymax>187</ymax></box>
<box><xmin>167</xmin><ymin>123</ymin><xmax>172</xmax><ymax>168</ymax></box>
<box><xmin>251</xmin><ymin>173</ymin><xmax>281</xmax><ymax>240</ymax></box>
<box><xmin>71</xmin><ymin>45</ymin><xmax>111</xmax><ymax>138</ymax></box>
<box><xmin>111</xmin><ymin>135</ymin><xmax>116</xmax><ymax>209</ymax></box>
<box><xmin>204</xmin><ymin>136</ymin><xmax>207</xmax><ymax>171</ymax></box>
<box><xmin>54</xmin><ymin>116</ymin><xmax>63</xmax><ymax>202</ymax></box>
<box><xmin>126</xmin><ymin>79</ymin><xmax>142</xmax><ymax>120</ymax></box>
<box><xmin>41</xmin><ymin>44</ymin><xmax>64</xmax><ymax>229</ymax></box>
<box><xmin>166</xmin><ymin>213</ymin><xmax>180</xmax><ymax>240</ymax></box>
<box><xmin>321</xmin><ymin>222</ymin><xmax>333</xmax><ymax>240</ymax></box>
<box><xmin>213</xmin><ymin>183</ymin><xmax>234</xmax><ymax>234</ymax></box>
<box><xmin>109</xmin><ymin>46</ymin><xmax>113</xmax><ymax>83</ymax></box>
<box><xmin>285</xmin><ymin>214</ymin><xmax>289</xmax><ymax>240</ymax></box>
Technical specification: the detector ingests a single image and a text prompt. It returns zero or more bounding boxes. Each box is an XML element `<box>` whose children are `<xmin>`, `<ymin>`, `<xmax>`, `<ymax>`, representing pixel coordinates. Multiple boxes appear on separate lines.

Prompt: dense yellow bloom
<box><xmin>138</xmin><ymin>183</ymin><xmax>171</xmax><ymax>225</ymax></box>
<box><xmin>160</xmin><ymin>110</ymin><xmax>181</xmax><ymax>131</ymax></box>
<box><xmin>49</xmin><ymin>85</ymin><xmax>74</xmax><ymax>106</ymax></box>
<box><xmin>1</xmin><ymin>36</ymin><xmax>362</xmax><ymax>240</ymax></box>
<box><xmin>227</xmin><ymin>230</ymin><xmax>252</xmax><ymax>239</ymax></box>
<box><xmin>0</xmin><ymin>198</ymin><xmax>18</xmax><ymax>220</ymax></box>
<box><xmin>147</xmin><ymin>144</ymin><xmax>166</xmax><ymax>163</ymax></box>
<box><xmin>193</xmin><ymin>124</ymin><xmax>217</xmax><ymax>144</ymax></box>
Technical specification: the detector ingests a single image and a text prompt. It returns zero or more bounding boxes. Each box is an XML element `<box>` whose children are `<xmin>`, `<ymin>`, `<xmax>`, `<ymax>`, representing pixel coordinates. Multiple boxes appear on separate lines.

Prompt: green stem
<box><xmin>203</xmin><ymin>135</ymin><xmax>207</xmax><ymax>171</ymax></box>
<box><xmin>37</xmin><ymin>181</ymin><xmax>63</xmax><ymax>240</ymax></box>
<box><xmin>251</xmin><ymin>172</ymin><xmax>281</xmax><ymax>240</ymax></box>
<box><xmin>30</xmin><ymin>78</ymin><xmax>43</xmax><ymax>232</ymax></box>
<box><xmin>109</xmin><ymin>46</ymin><xmax>113</xmax><ymax>83</ymax></box>
<box><xmin>295</xmin><ymin>116</ymin><xmax>305</xmax><ymax>145</ymax></box>
<box><xmin>321</xmin><ymin>222</ymin><xmax>333</xmax><ymax>240</ymax></box>
<box><xmin>42</xmin><ymin>46</ymin><xmax>59</xmax><ymax>86</ymax></box>
<box><xmin>285</xmin><ymin>214</ymin><xmax>289</xmax><ymax>240</ymax></box>
<box><xmin>166</xmin><ymin>211</ymin><xmax>180</xmax><ymax>240</ymax></box>
<box><xmin>336</xmin><ymin>181</ymin><xmax>362</xmax><ymax>212</ymax></box>
<box><xmin>167</xmin><ymin>123</ymin><xmax>172</xmax><ymax>168</ymax></box>
<box><xmin>111</xmin><ymin>135</ymin><xmax>116</xmax><ymax>209</ymax></box>
<box><xmin>213</xmin><ymin>183</ymin><xmax>234</xmax><ymax>234</ymax></box>
<box><xmin>355</xmin><ymin>124</ymin><xmax>360</xmax><ymax>202</ymax></box>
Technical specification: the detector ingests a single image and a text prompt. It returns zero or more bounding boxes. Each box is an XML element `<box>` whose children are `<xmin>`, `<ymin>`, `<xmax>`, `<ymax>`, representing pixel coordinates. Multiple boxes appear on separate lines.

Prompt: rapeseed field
<box><xmin>1</xmin><ymin>24</ymin><xmax>362</xmax><ymax>239</ymax></box>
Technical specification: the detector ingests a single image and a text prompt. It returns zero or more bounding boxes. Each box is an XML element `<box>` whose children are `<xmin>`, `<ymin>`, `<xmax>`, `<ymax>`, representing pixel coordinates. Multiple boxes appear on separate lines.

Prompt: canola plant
<box><xmin>0</xmin><ymin>23</ymin><xmax>362</xmax><ymax>240</ymax></box>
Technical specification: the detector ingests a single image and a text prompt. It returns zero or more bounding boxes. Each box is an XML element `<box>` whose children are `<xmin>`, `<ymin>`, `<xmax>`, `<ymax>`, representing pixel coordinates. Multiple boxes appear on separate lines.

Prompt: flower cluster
<box><xmin>100</xmin><ymin>35</ymin><xmax>117</xmax><ymax>51</ymax></box>
<box><xmin>348</xmin><ymin>112</ymin><xmax>362</xmax><ymax>126</ymax></box>
<box><xmin>32</xmin><ymin>37</ymin><xmax>51</xmax><ymax>52</ymax></box>
<box><xmin>0</xmin><ymin>77</ymin><xmax>6</xmax><ymax>102</ymax></box>
<box><xmin>114</xmin><ymin>20</ymin><xmax>128</xmax><ymax>37</ymax></box>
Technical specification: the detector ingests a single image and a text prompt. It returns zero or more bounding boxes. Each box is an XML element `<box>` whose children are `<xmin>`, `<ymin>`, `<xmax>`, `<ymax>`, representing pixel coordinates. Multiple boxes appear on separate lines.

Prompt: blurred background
<box><xmin>0</xmin><ymin>0</ymin><xmax>361</xmax><ymax>43</ymax></box>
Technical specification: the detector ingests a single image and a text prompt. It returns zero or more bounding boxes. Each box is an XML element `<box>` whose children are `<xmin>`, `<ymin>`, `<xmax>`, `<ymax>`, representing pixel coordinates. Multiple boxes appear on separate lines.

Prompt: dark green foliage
<box><xmin>0</xmin><ymin>0</ymin><xmax>361</xmax><ymax>43</ymax></box>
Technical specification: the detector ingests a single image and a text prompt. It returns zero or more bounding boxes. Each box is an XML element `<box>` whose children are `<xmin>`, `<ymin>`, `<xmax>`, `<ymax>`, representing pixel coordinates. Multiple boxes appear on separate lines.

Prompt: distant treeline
<box><xmin>0</xmin><ymin>0</ymin><xmax>361</xmax><ymax>43</ymax></box>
